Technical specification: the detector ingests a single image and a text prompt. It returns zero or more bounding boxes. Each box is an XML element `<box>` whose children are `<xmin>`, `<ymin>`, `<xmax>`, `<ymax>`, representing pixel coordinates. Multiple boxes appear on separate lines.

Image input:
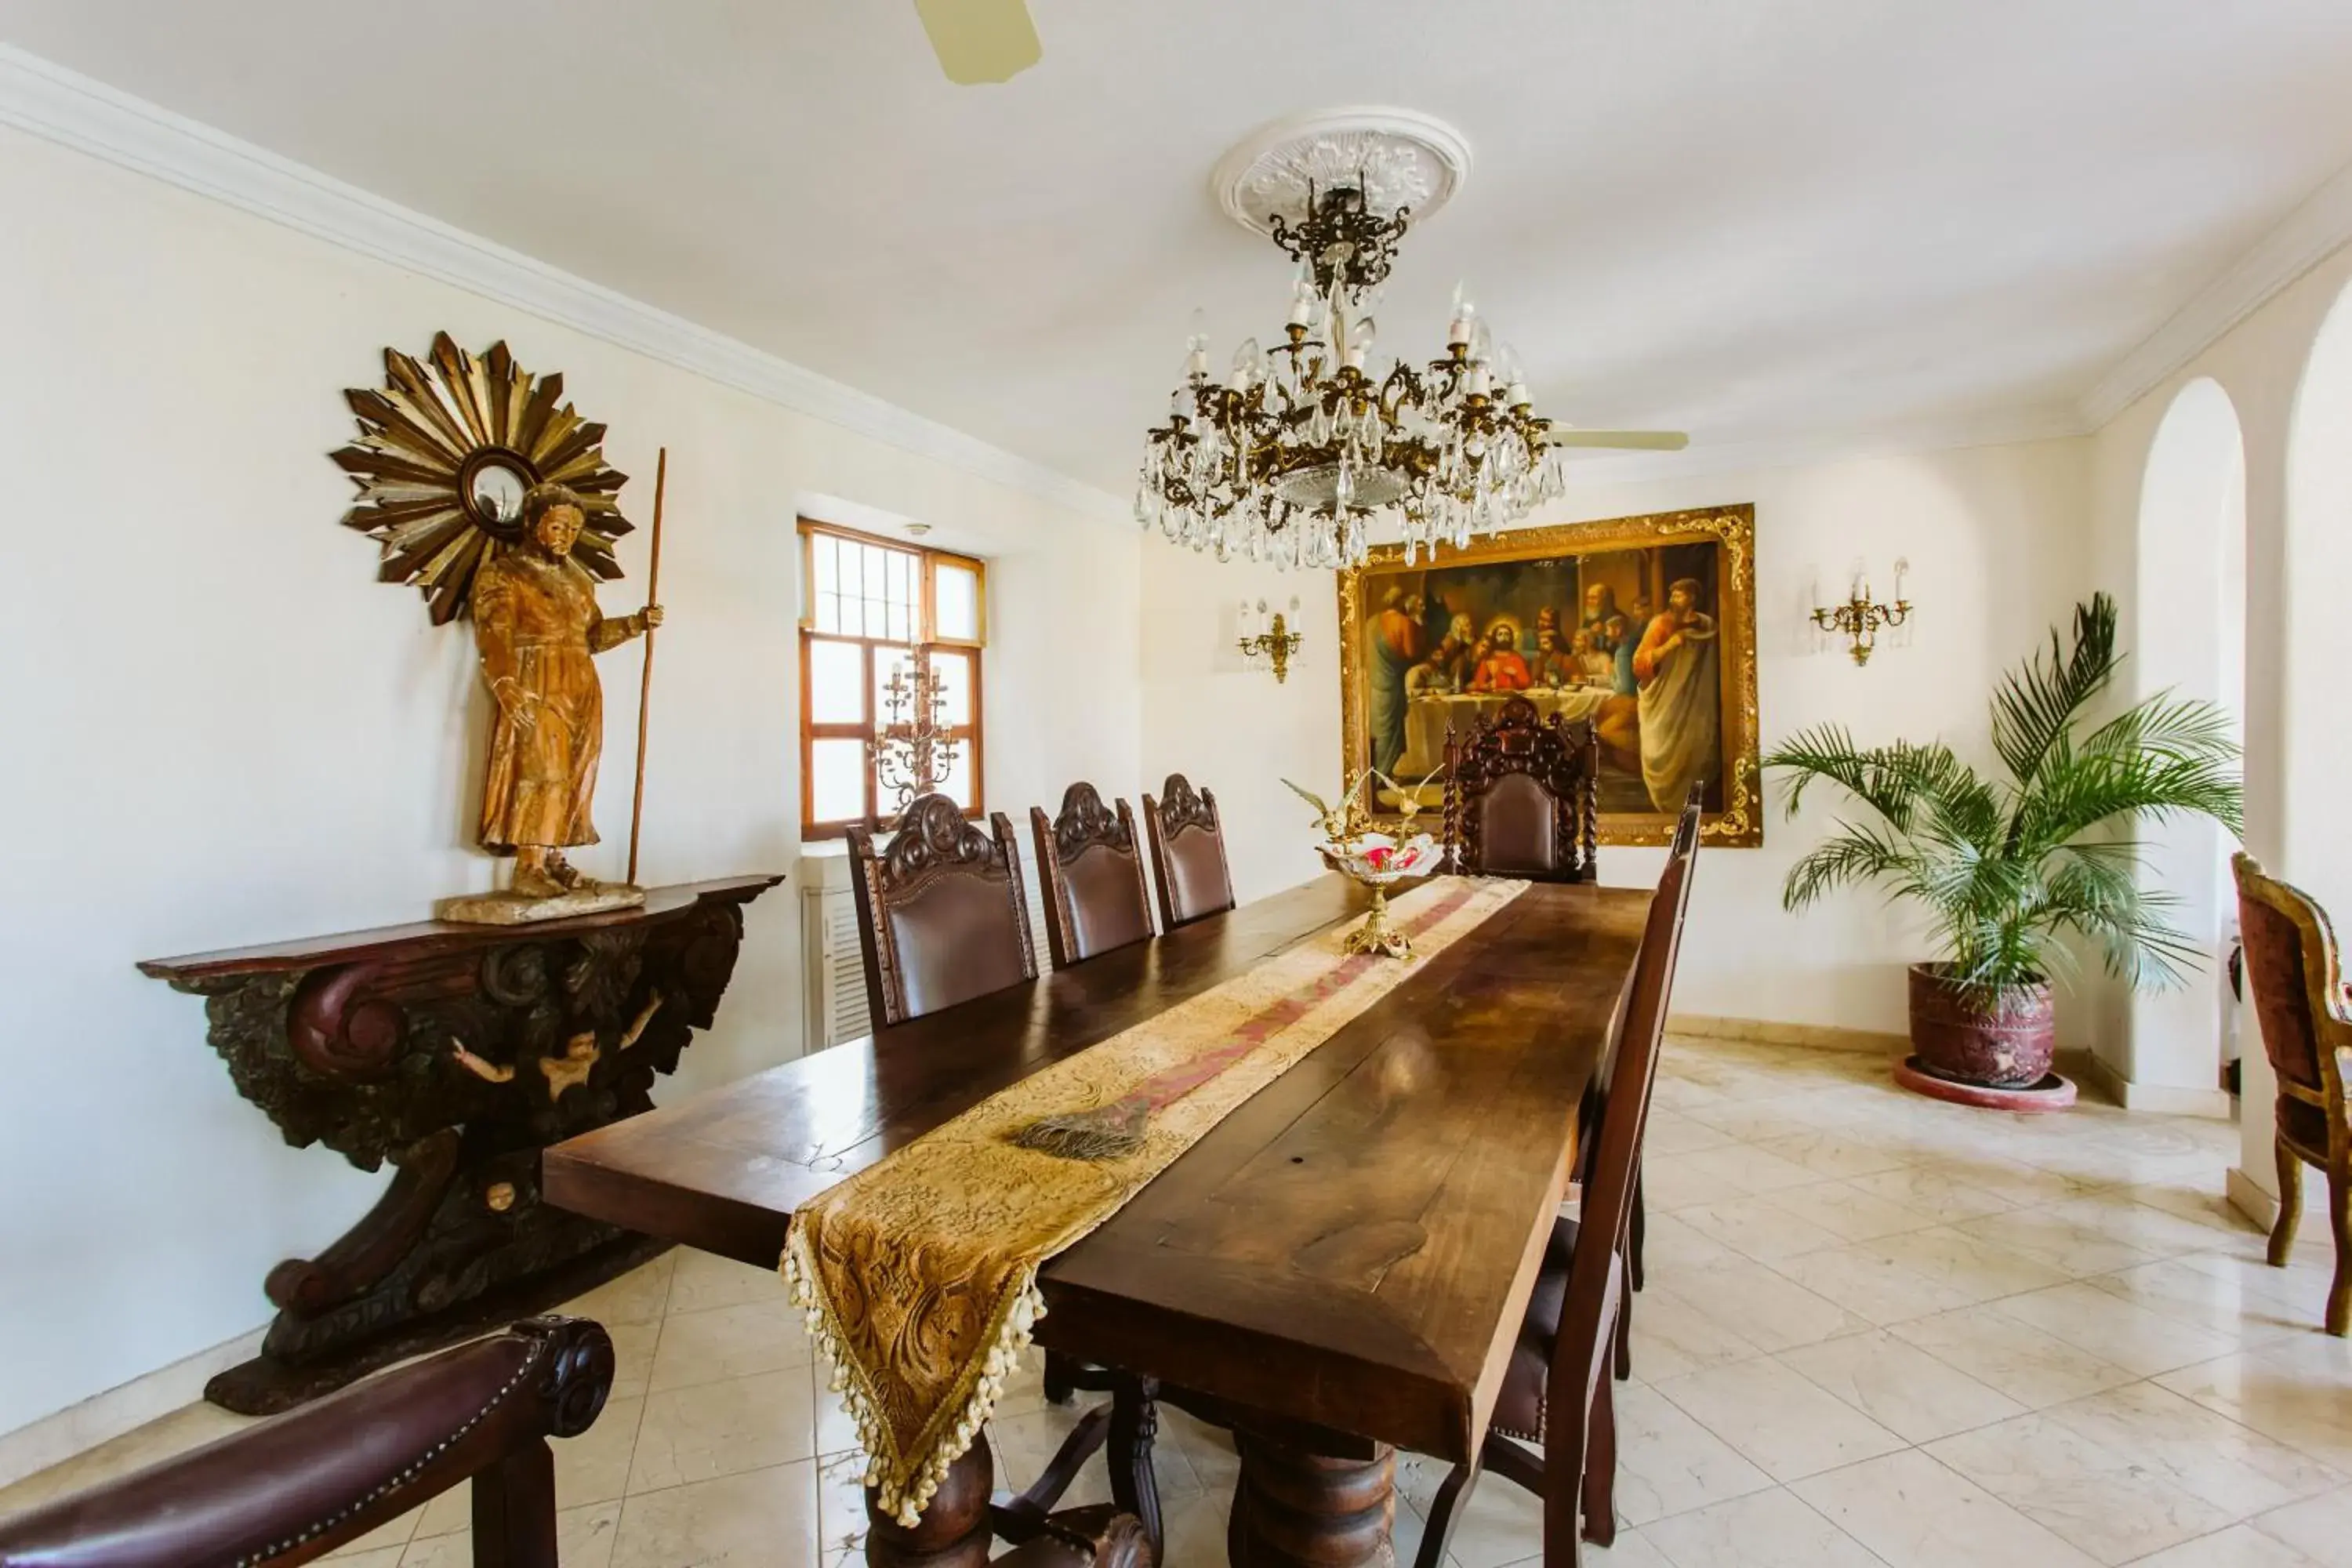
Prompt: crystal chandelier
<box><xmin>1138</xmin><ymin>177</ymin><xmax>1566</xmax><ymax>569</ymax></box>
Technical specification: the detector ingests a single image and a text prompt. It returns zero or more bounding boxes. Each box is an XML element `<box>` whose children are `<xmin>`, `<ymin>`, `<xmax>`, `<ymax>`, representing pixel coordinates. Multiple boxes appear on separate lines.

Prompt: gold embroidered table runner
<box><xmin>782</xmin><ymin>875</ymin><xmax>1530</xmax><ymax>1523</ymax></box>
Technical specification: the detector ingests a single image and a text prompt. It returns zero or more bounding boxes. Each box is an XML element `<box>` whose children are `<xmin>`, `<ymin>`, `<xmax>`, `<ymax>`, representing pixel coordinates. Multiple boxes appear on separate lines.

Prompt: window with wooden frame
<box><xmin>799</xmin><ymin>520</ymin><xmax>986</xmax><ymax>837</ymax></box>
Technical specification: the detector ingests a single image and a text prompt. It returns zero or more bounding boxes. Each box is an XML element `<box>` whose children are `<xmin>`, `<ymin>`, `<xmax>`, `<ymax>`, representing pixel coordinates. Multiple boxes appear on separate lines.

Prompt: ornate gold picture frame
<box><xmin>1338</xmin><ymin>504</ymin><xmax>1762</xmax><ymax>847</ymax></box>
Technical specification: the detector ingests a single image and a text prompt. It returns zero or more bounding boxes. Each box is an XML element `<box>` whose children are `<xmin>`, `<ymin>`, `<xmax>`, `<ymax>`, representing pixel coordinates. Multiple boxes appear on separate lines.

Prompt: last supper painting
<box><xmin>1338</xmin><ymin>505</ymin><xmax>1763</xmax><ymax>846</ymax></box>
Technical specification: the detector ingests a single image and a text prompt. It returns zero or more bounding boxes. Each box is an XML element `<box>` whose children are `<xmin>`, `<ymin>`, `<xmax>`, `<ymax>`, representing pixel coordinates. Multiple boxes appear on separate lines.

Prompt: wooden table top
<box><xmin>543</xmin><ymin>874</ymin><xmax>1648</xmax><ymax>1463</ymax></box>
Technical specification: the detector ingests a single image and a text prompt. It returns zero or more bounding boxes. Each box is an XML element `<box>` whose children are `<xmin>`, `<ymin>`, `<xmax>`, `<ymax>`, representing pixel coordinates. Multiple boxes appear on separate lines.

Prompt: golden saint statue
<box><xmin>437</xmin><ymin>483</ymin><xmax>663</xmax><ymax>923</ymax></box>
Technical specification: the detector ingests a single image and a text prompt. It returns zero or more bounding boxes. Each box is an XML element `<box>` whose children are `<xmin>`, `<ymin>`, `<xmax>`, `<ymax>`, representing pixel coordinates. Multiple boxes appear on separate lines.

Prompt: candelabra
<box><xmin>1811</xmin><ymin>559</ymin><xmax>1912</xmax><ymax>666</ymax></box>
<box><xmin>871</xmin><ymin>663</ymin><xmax>958</xmax><ymax>810</ymax></box>
<box><xmin>1238</xmin><ymin>596</ymin><xmax>1305</xmax><ymax>683</ymax></box>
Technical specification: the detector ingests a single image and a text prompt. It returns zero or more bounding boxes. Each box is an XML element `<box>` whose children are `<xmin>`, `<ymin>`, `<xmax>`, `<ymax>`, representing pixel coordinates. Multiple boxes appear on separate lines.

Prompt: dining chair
<box><xmin>1142</xmin><ymin>773</ymin><xmax>1236</xmax><ymax>930</ymax></box>
<box><xmin>847</xmin><ymin>792</ymin><xmax>1039</xmax><ymax>1027</ymax></box>
<box><xmin>0</xmin><ymin>1316</ymin><xmax>615</xmax><ymax>1567</ymax></box>
<box><xmin>1030</xmin><ymin>782</ymin><xmax>1157</xmax><ymax>967</ymax></box>
<box><xmin>1415</xmin><ymin>793</ymin><xmax>1701</xmax><ymax>1568</ymax></box>
<box><xmin>2233</xmin><ymin>851</ymin><xmax>2352</xmax><ymax>1335</ymax></box>
<box><xmin>1443</xmin><ymin>695</ymin><xmax>1602</xmax><ymax>883</ymax></box>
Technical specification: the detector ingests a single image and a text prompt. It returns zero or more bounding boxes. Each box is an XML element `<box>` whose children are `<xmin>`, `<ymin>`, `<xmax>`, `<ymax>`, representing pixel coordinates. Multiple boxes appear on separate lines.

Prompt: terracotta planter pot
<box><xmin>1906</xmin><ymin>963</ymin><xmax>2056</xmax><ymax>1089</ymax></box>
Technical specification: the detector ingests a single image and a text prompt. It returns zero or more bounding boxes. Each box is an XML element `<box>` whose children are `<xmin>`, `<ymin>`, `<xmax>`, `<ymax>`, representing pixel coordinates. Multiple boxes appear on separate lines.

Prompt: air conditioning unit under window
<box><xmin>801</xmin><ymin>855</ymin><xmax>872</xmax><ymax>1051</ymax></box>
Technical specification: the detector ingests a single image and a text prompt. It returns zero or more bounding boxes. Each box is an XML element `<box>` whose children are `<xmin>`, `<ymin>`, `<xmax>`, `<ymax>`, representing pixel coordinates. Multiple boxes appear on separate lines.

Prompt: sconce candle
<box><xmin>1812</xmin><ymin>557</ymin><xmax>1912</xmax><ymax>666</ymax></box>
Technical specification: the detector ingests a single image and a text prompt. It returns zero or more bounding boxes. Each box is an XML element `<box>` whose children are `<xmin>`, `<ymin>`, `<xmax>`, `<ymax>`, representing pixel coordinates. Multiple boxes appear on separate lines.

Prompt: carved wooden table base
<box><xmin>859</xmin><ymin>1424</ymin><xmax>1397</xmax><ymax>1568</ymax></box>
<box><xmin>1232</xmin><ymin>1432</ymin><xmax>1396</xmax><ymax>1568</ymax></box>
<box><xmin>140</xmin><ymin>875</ymin><xmax>779</xmax><ymax>1414</ymax></box>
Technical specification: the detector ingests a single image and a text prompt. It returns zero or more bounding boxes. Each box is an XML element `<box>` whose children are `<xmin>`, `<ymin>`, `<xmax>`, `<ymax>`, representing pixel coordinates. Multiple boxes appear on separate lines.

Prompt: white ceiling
<box><xmin>8</xmin><ymin>1</ymin><xmax>2352</xmax><ymax>498</ymax></box>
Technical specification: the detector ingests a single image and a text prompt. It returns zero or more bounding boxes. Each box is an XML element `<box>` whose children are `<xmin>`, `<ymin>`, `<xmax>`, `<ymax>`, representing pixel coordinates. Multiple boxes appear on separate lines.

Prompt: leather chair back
<box><xmin>1443</xmin><ymin>695</ymin><xmax>1600</xmax><ymax>883</ymax></box>
<box><xmin>1478</xmin><ymin>772</ymin><xmax>1560</xmax><ymax>875</ymax></box>
<box><xmin>1142</xmin><ymin>773</ymin><xmax>1235</xmax><ymax>930</ymax></box>
<box><xmin>1030</xmin><ymin>783</ymin><xmax>1156</xmax><ymax>967</ymax></box>
<box><xmin>2234</xmin><ymin>851</ymin><xmax>2350</xmax><ymax>1159</ymax></box>
<box><xmin>848</xmin><ymin>794</ymin><xmax>1038</xmax><ymax>1027</ymax></box>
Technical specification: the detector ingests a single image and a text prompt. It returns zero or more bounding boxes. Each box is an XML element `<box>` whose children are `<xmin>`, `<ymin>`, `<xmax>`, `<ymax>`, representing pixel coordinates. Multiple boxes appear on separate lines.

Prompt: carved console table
<box><xmin>140</xmin><ymin>874</ymin><xmax>781</xmax><ymax>1414</ymax></box>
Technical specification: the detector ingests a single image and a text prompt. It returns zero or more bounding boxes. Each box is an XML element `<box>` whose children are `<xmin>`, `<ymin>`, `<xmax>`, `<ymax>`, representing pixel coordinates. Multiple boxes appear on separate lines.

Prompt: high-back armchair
<box><xmin>1142</xmin><ymin>773</ymin><xmax>1236</xmax><ymax>931</ymax></box>
<box><xmin>848</xmin><ymin>793</ymin><xmax>1038</xmax><ymax>1027</ymax></box>
<box><xmin>2233</xmin><ymin>851</ymin><xmax>2352</xmax><ymax>1336</ymax></box>
<box><xmin>1030</xmin><ymin>782</ymin><xmax>1156</xmax><ymax>967</ymax></box>
<box><xmin>1443</xmin><ymin>695</ymin><xmax>1602</xmax><ymax>883</ymax></box>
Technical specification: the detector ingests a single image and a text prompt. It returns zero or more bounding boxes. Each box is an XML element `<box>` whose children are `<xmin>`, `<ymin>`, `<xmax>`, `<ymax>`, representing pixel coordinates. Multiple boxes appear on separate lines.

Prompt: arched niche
<box><xmin>2127</xmin><ymin>376</ymin><xmax>2245</xmax><ymax>1097</ymax></box>
<box><xmin>2284</xmin><ymin>281</ymin><xmax>2352</xmax><ymax>907</ymax></box>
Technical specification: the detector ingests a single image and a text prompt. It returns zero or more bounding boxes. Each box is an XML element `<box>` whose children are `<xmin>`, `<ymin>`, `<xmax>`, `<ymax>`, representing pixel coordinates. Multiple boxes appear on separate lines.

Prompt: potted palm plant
<box><xmin>1763</xmin><ymin>593</ymin><xmax>2242</xmax><ymax>1100</ymax></box>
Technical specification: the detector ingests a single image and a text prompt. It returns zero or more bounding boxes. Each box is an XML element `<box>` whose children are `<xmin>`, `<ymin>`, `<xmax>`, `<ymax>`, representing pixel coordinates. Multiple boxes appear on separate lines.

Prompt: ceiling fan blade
<box><xmin>913</xmin><ymin>0</ymin><xmax>1042</xmax><ymax>84</ymax></box>
<box><xmin>1544</xmin><ymin>429</ymin><xmax>1690</xmax><ymax>451</ymax></box>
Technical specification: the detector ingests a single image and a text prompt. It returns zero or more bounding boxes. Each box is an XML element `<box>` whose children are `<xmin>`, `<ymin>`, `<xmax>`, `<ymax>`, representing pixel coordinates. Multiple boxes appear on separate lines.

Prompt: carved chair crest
<box><xmin>865</xmin><ymin>793</ymin><xmax>1007</xmax><ymax>894</ymax></box>
<box><xmin>1049</xmin><ymin>782</ymin><xmax>1135</xmax><ymax>860</ymax></box>
<box><xmin>1443</xmin><ymin>696</ymin><xmax>1601</xmax><ymax>884</ymax></box>
<box><xmin>1152</xmin><ymin>773</ymin><xmax>1219</xmax><ymax>838</ymax></box>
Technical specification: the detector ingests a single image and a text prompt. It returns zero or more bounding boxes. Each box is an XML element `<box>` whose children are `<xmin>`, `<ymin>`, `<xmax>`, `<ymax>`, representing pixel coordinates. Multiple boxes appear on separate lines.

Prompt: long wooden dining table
<box><xmin>543</xmin><ymin>873</ymin><xmax>1649</xmax><ymax>1568</ymax></box>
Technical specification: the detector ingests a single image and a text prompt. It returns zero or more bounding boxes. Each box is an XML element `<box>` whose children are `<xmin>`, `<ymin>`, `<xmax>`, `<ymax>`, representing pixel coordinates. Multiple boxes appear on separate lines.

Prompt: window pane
<box><xmin>812</xmin><ymin>535</ymin><xmax>839</xmax><ymax>630</ymax></box>
<box><xmin>873</xmin><ymin>645</ymin><xmax>915</xmax><ymax>720</ymax></box>
<box><xmin>808</xmin><ymin>638</ymin><xmax>864</xmax><ymax>724</ymax></box>
<box><xmin>886</xmin><ymin>589</ymin><xmax>911</xmax><ymax>644</ymax></box>
<box><xmin>929</xmin><ymin>648</ymin><xmax>973</xmax><ymax>728</ymax></box>
<box><xmin>935</xmin><ymin>561</ymin><xmax>980</xmax><ymax>642</ymax></box>
<box><xmin>810</xmin><ymin>737</ymin><xmax>867</xmax><ymax>822</ymax></box>
<box><xmin>937</xmin><ymin>744</ymin><xmax>974</xmax><ymax>809</ymax></box>
<box><xmin>840</xmin><ymin>543</ymin><xmax>866</xmax><ymax>635</ymax></box>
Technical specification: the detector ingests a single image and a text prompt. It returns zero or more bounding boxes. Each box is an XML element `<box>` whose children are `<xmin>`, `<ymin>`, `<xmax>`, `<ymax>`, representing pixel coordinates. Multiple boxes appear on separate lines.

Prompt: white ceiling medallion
<box><xmin>1210</xmin><ymin>107</ymin><xmax>1472</xmax><ymax>237</ymax></box>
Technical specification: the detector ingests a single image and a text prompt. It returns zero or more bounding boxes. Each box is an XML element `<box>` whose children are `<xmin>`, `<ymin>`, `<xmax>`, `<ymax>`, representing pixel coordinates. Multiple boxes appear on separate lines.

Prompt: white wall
<box><xmin>1139</xmin><ymin>437</ymin><xmax>2099</xmax><ymax>1039</ymax></box>
<box><xmin>0</xmin><ymin>124</ymin><xmax>1140</xmax><ymax>1441</ymax></box>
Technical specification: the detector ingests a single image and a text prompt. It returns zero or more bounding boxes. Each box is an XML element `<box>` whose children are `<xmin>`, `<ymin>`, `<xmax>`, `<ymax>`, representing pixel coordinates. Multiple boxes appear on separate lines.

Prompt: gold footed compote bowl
<box><xmin>1316</xmin><ymin>831</ymin><xmax>1443</xmax><ymax>959</ymax></box>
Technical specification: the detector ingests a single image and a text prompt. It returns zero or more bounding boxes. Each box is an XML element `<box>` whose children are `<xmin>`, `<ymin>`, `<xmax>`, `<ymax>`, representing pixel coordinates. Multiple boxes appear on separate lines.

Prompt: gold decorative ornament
<box><xmin>870</xmin><ymin>664</ymin><xmax>961</xmax><ymax>813</ymax></box>
<box><xmin>1237</xmin><ymin>597</ymin><xmax>1305</xmax><ymax>682</ymax></box>
<box><xmin>484</xmin><ymin>1181</ymin><xmax>517</xmax><ymax>1213</ymax></box>
<box><xmin>333</xmin><ymin>334</ymin><xmax>633</xmax><ymax>625</ymax></box>
<box><xmin>1812</xmin><ymin>559</ymin><xmax>1912</xmax><ymax>665</ymax></box>
<box><xmin>1337</xmin><ymin>505</ymin><xmax>1763</xmax><ymax>848</ymax></box>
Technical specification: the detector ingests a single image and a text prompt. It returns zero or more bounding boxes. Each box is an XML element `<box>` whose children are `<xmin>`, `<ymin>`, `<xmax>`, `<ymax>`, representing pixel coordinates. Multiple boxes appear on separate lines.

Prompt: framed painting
<box><xmin>1337</xmin><ymin>504</ymin><xmax>1762</xmax><ymax>847</ymax></box>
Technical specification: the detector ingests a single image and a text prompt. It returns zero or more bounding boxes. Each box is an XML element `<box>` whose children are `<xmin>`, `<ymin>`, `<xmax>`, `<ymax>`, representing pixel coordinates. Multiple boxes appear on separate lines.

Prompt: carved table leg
<box><xmin>1231</xmin><ymin>1431</ymin><xmax>1395</xmax><ymax>1568</ymax></box>
<box><xmin>1110</xmin><ymin>1377</ymin><xmax>1164</xmax><ymax>1565</ymax></box>
<box><xmin>866</xmin><ymin>1439</ymin><xmax>994</xmax><ymax>1568</ymax></box>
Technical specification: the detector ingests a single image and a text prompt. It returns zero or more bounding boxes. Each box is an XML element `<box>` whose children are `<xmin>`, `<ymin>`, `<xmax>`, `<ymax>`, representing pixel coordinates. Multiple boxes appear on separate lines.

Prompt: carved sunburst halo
<box><xmin>334</xmin><ymin>333</ymin><xmax>633</xmax><ymax>623</ymax></box>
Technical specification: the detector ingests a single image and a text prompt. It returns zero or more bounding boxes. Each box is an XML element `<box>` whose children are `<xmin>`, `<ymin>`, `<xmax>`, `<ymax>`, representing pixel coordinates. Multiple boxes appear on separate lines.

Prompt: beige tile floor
<box><xmin>5</xmin><ymin>1036</ymin><xmax>2350</xmax><ymax>1566</ymax></box>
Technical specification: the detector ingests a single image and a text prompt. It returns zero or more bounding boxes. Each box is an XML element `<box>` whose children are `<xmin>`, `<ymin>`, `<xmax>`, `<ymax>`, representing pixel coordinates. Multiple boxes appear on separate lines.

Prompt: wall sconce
<box><xmin>1238</xmin><ymin>596</ymin><xmax>1304</xmax><ymax>683</ymax></box>
<box><xmin>1811</xmin><ymin>559</ymin><xmax>1912</xmax><ymax>666</ymax></box>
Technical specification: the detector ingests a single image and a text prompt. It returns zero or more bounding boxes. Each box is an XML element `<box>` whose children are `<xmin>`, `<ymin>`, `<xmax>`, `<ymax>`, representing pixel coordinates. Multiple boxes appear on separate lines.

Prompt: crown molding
<box><xmin>0</xmin><ymin>45</ymin><xmax>1127</xmax><ymax>525</ymax></box>
<box><xmin>2081</xmin><ymin>155</ymin><xmax>2352</xmax><ymax>430</ymax></box>
<box><xmin>1554</xmin><ymin>403</ymin><xmax>2089</xmax><ymax>487</ymax></box>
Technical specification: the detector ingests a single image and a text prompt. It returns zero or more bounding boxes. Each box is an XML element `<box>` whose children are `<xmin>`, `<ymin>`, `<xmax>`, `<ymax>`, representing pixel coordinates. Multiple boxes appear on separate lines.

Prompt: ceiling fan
<box><xmin>1545</xmin><ymin>426</ymin><xmax>1690</xmax><ymax>452</ymax></box>
<box><xmin>913</xmin><ymin>0</ymin><xmax>1043</xmax><ymax>84</ymax></box>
